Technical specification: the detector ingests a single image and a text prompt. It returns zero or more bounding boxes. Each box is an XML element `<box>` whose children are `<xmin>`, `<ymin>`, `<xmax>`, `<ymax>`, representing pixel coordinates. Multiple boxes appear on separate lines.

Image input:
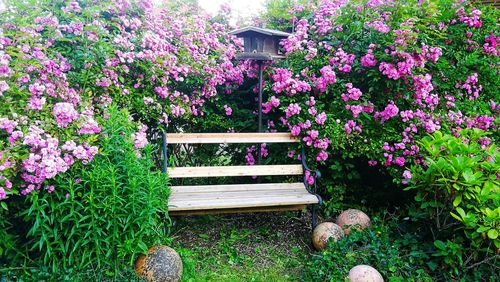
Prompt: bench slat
<box><xmin>168</xmin><ymin>182</ymin><xmax>318</xmax><ymax>211</ymax></box>
<box><xmin>171</xmin><ymin>182</ymin><xmax>305</xmax><ymax>193</ymax></box>
<box><xmin>168</xmin><ymin>164</ymin><xmax>303</xmax><ymax>178</ymax></box>
<box><xmin>166</xmin><ymin>132</ymin><xmax>299</xmax><ymax>144</ymax></box>
<box><xmin>170</xmin><ymin>190</ymin><xmax>309</xmax><ymax>201</ymax></box>
<box><xmin>168</xmin><ymin>193</ymin><xmax>318</xmax><ymax>211</ymax></box>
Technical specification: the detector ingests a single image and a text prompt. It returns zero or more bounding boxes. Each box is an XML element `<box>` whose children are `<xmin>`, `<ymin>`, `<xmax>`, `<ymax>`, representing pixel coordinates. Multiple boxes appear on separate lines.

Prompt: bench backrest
<box><xmin>163</xmin><ymin>132</ymin><xmax>301</xmax><ymax>178</ymax></box>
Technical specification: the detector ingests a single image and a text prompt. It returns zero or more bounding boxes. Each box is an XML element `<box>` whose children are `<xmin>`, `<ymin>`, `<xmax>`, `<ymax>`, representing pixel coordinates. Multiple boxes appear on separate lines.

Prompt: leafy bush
<box><xmin>22</xmin><ymin>105</ymin><xmax>170</xmax><ymax>277</ymax></box>
<box><xmin>407</xmin><ymin>129</ymin><xmax>499</xmax><ymax>273</ymax></box>
<box><xmin>306</xmin><ymin>216</ymin><xmax>433</xmax><ymax>281</ymax></box>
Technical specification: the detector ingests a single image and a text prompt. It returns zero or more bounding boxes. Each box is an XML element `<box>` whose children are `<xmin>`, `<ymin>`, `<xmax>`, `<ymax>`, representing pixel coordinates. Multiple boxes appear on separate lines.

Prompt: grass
<box><xmin>171</xmin><ymin>211</ymin><xmax>316</xmax><ymax>282</ymax></box>
<box><xmin>1</xmin><ymin>211</ymin><xmax>317</xmax><ymax>281</ymax></box>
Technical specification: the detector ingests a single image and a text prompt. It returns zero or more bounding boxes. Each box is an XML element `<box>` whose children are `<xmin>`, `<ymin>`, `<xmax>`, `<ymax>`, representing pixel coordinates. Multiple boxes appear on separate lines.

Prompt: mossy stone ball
<box><xmin>348</xmin><ymin>265</ymin><xmax>384</xmax><ymax>282</ymax></box>
<box><xmin>336</xmin><ymin>209</ymin><xmax>371</xmax><ymax>235</ymax></box>
<box><xmin>135</xmin><ymin>245</ymin><xmax>182</xmax><ymax>282</ymax></box>
<box><xmin>312</xmin><ymin>222</ymin><xmax>344</xmax><ymax>250</ymax></box>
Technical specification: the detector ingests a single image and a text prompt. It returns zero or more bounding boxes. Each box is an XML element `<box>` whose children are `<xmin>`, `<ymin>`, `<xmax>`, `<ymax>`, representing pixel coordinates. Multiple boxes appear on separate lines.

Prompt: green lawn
<box><xmin>172</xmin><ymin>212</ymin><xmax>316</xmax><ymax>282</ymax></box>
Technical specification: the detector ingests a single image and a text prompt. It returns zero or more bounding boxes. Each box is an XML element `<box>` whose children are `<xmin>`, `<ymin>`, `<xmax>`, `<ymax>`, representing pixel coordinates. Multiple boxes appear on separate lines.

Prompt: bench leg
<box><xmin>311</xmin><ymin>205</ymin><xmax>318</xmax><ymax>230</ymax></box>
<box><xmin>165</xmin><ymin>216</ymin><xmax>177</xmax><ymax>236</ymax></box>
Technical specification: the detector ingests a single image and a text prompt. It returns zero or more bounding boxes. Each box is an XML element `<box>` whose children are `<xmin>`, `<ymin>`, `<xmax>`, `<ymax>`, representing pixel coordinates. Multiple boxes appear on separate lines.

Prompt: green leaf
<box><xmin>487</xmin><ymin>229</ymin><xmax>498</xmax><ymax>240</ymax></box>
<box><xmin>434</xmin><ymin>240</ymin><xmax>446</xmax><ymax>250</ymax></box>
<box><xmin>452</xmin><ymin>195</ymin><xmax>462</xmax><ymax>207</ymax></box>
<box><xmin>462</xmin><ymin>169</ymin><xmax>475</xmax><ymax>182</ymax></box>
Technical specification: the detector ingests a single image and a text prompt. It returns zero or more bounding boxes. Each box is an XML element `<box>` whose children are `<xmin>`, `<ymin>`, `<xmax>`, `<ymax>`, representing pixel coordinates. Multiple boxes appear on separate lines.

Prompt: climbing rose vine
<box><xmin>0</xmin><ymin>0</ymin><xmax>244</xmax><ymax>203</ymax></box>
<box><xmin>260</xmin><ymin>0</ymin><xmax>499</xmax><ymax>181</ymax></box>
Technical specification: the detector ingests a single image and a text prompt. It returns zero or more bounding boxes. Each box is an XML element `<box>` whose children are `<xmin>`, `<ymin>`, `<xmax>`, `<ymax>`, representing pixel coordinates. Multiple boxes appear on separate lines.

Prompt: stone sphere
<box><xmin>336</xmin><ymin>209</ymin><xmax>371</xmax><ymax>235</ymax></box>
<box><xmin>135</xmin><ymin>245</ymin><xmax>183</xmax><ymax>282</ymax></box>
<box><xmin>312</xmin><ymin>222</ymin><xmax>344</xmax><ymax>250</ymax></box>
<box><xmin>348</xmin><ymin>265</ymin><xmax>384</xmax><ymax>282</ymax></box>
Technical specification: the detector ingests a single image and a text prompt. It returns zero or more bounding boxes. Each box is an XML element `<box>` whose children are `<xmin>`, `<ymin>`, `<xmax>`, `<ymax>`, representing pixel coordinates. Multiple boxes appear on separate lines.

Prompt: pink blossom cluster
<box><xmin>456</xmin><ymin>7</ymin><xmax>482</xmax><ymax>28</ymax></box>
<box><xmin>271</xmin><ymin>68</ymin><xmax>311</xmax><ymax>95</ymax></box>
<box><xmin>285</xmin><ymin>103</ymin><xmax>302</xmax><ymax>118</ymax></box>
<box><xmin>483</xmin><ymin>35</ymin><xmax>500</xmax><ymax>56</ymax></box>
<box><xmin>132</xmin><ymin>125</ymin><xmax>149</xmax><ymax>150</ymax></box>
<box><xmin>244</xmin><ymin>144</ymin><xmax>268</xmax><ymax>166</ymax></box>
<box><xmin>344</xmin><ymin>120</ymin><xmax>362</xmax><ymax>135</ymax></box>
<box><xmin>314</xmin><ymin>65</ymin><xmax>337</xmax><ymax>93</ymax></box>
<box><xmin>374</xmin><ymin>101</ymin><xmax>399</xmax><ymax>123</ymax></box>
<box><xmin>365</xmin><ymin>21</ymin><xmax>391</xmax><ymax>33</ymax></box>
<box><xmin>53</xmin><ymin>103</ymin><xmax>80</xmax><ymax>128</ymax></box>
<box><xmin>223</xmin><ymin>105</ymin><xmax>232</xmax><ymax>116</ymax></box>
<box><xmin>262</xmin><ymin>96</ymin><xmax>280</xmax><ymax>114</ymax></box>
<box><xmin>456</xmin><ymin>73</ymin><xmax>482</xmax><ymax>100</ymax></box>
<box><xmin>329</xmin><ymin>48</ymin><xmax>355</xmax><ymax>73</ymax></box>
<box><xmin>412</xmin><ymin>74</ymin><xmax>438</xmax><ymax>110</ymax></box>
<box><xmin>2</xmin><ymin>0</ymin><xmax>246</xmax><ymax>201</ymax></box>
<box><xmin>360</xmin><ymin>44</ymin><xmax>377</xmax><ymax>67</ymax></box>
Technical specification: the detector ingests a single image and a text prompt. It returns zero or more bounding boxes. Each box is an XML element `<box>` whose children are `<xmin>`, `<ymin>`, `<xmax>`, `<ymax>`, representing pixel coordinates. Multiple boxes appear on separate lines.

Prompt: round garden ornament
<box><xmin>135</xmin><ymin>245</ymin><xmax>183</xmax><ymax>282</ymax></box>
<box><xmin>336</xmin><ymin>209</ymin><xmax>371</xmax><ymax>235</ymax></box>
<box><xmin>312</xmin><ymin>222</ymin><xmax>344</xmax><ymax>250</ymax></box>
<box><xmin>348</xmin><ymin>265</ymin><xmax>384</xmax><ymax>282</ymax></box>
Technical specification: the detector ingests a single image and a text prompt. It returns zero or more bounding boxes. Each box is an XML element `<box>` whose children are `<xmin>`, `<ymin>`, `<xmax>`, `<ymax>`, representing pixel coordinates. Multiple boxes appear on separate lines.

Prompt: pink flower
<box><xmin>262</xmin><ymin>103</ymin><xmax>272</xmax><ymax>114</ymax></box>
<box><xmin>365</xmin><ymin>20</ymin><xmax>390</xmax><ymax>33</ymax></box>
<box><xmin>305</xmin><ymin>170</ymin><xmax>315</xmax><ymax>185</ymax></box>
<box><xmin>53</xmin><ymin>102</ymin><xmax>79</xmax><ymax>127</ymax></box>
<box><xmin>170</xmin><ymin>105</ymin><xmax>185</xmax><ymax>117</ymax></box>
<box><xmin>379</xmin><ymin>62</ymin><xmax>400</xmax><ymax>80</ymax></box>
<box><xmin>374</xmin><ymin>101</ymin><xmax>399</xmax><ymax>123</ymax></box>
<box><xmin>316</xmin><ymin>150</ymin><xmax>328</xmax><ymax>162</ymax></box>
<box><xmin>132</xmin><ymin>125</ymin><xmax>148</xmax><ymax>149</ymax></box>
<box><xmin>291</xmin><ymin>125</ymin><xmax>301</xmax><ymax>136</ymax></box>
<box><xmin>0</xmin><ymin>80</ymin><xmax>9</xmax><ymax>96</ymax></box>
<box><xmin>315</xmin><ymin>65</ymin><xmax>337</xmax><ymax>93</ymax></box>
<box><xmin>403</xmin><ymin>170</ymin><xmax>412</xmax><ymax>182</ymax></box>
<box><xmin>224</xmin><ymin>105</ymin><xmax>232</xmax><ymax>116</ymax></box>
<box><xmin>0</xmin><ymin>118</ymin><xmax>18</xmax><ymax>134</ymax></box>
<box><xmin>394</xmin><ymin>156</ymin><xmax>406</xmax><ymax>166</ymax></box>
<box><xmin>315</xmin><ymin>112</ymin><xmax>327</xmax><ymax>125</ymax></box>
<box><xmin>361</xmin><ymin>52</ymin><xmax>377</xmax><ymax>67</ymax></box>
<box><xmin>79</xmin><ymin>118</ymin><xmax>100</xmax><ymax>135</ymax></box>
<box><xmin>270</xmin><ymin>96</ymin><xmax>280</xmax><ymax>107</ymax></box>
<box><xmin>285</xmin><ymin>103</ymin><xmax>301</xmax><ymax>118</ymax></box>
<box><xmin>344</xmin><ymin>120</ymin><xmax>362</xmax><ymax>134</ymax></box>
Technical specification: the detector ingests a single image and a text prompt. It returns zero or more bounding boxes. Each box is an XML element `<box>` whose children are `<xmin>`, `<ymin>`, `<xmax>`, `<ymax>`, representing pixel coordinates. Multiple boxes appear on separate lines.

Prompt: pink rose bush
<box><xmin>0</xmin><ymin>0</ymin><xmax>245</xmax><ymax>203</ymax></box>
<box><xmin>261</xmin><ymin>0</ymin><xmax>499</xmax><ymax>183</ymax></box>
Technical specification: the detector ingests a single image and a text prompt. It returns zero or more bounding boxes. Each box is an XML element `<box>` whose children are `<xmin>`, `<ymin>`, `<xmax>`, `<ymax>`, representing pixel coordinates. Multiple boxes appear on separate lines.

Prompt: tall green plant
<box><xmin>23</xmin><ymin>105</ymin><xmax>170</xmax><ymax>277</ymax></box>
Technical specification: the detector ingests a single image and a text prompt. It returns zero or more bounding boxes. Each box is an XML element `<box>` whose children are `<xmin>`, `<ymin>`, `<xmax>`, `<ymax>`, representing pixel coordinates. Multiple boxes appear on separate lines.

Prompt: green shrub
<box><xmin>406</xmin><ymin>129</ymin><xmax>499</xmax><ymax>274</ymax></box>
<box><xmin>22</xmin><ymin>105</ymin><xmax>170</xmax><ymax>277</ymax></box>
<box><xmin>306</xmin><ymin>216</ymin><xmax>433</xmax><ymax>281</ymax></box>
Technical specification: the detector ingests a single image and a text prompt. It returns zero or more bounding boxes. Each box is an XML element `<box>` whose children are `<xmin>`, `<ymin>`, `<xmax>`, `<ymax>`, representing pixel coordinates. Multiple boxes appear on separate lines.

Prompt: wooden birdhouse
<box><xmin>229</xmin><ymin>26</ymin><xmax>292</xmax><ymax>61</ymax></box>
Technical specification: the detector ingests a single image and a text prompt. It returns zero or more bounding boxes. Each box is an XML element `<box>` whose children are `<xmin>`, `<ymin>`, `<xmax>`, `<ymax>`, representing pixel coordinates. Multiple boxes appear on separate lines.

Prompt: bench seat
<box><xmin>168</xmin><ymin>183</ymin><xmax>319</xmax><ymax>215</ymax></box>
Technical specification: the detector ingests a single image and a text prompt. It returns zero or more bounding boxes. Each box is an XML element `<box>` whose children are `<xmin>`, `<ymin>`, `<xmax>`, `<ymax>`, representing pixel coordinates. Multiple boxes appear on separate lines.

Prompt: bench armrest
<box><xmin>300</xmin><ymin>148</ymin><xmax>321</xmax><ymax>194</ymax></box>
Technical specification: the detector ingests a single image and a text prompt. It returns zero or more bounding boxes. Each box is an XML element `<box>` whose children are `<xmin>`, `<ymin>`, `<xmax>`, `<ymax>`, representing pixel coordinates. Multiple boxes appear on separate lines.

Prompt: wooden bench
<box><xmin>162</xmin><ymin>132</ymin><xmax>322</xmax><ymax>228</ymax></box>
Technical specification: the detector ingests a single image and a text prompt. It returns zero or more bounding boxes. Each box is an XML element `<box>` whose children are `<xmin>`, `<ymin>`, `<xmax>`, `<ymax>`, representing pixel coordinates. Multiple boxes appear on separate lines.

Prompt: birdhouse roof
<box><xmin>229</xmin><ymin>26</ymin><xmax>292</xmax><ymax>38</ymax></box>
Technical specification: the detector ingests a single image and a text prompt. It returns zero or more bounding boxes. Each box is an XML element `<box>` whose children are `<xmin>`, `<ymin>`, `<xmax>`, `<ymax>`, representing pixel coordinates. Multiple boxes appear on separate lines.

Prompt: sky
<box><xmin>198</xmin><ymin>0</ymin><xmax>266</xmax><ymax>26</ymax></box>
<box><xmin>0</xmin><ymin>0</ymin><xmax>266</xmax><ymax>25</ymax></box>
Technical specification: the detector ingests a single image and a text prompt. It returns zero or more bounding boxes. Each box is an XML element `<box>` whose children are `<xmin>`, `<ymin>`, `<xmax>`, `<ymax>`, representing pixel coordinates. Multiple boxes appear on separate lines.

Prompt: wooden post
<box><xmin>257</xmin><ymin>61</ymin><xmax>263</xmax><ymax>165</ymax></box>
